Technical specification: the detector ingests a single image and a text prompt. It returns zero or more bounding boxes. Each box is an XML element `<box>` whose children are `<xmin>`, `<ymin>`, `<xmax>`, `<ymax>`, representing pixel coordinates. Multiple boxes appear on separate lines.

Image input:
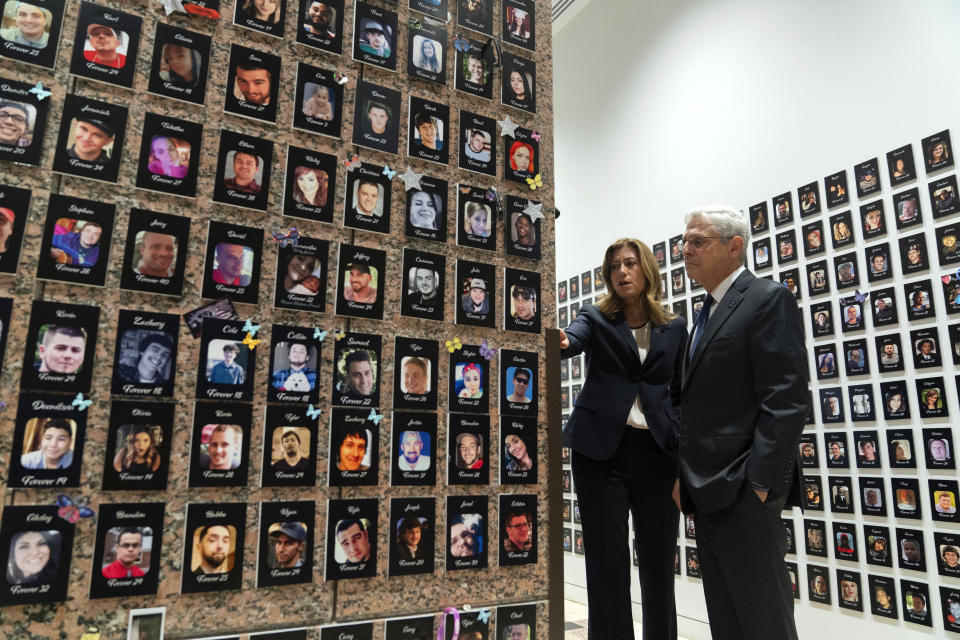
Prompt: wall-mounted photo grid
<box><xmin>576</xmin><ymin>129</ymin><xmax>957</xmax><ymax>632</ymax></box>
<box><xmin>0</xmin><ymin>0</ymin><xmax>551</xmax><ymax>637</ymax></box>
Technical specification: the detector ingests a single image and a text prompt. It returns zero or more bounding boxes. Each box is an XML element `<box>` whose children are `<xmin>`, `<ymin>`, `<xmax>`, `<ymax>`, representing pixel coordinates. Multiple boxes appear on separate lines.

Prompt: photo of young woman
<box><xmin>291</xmin><ymin>166</ymin><xmax>328</xmax><ymax>207</ymax></box>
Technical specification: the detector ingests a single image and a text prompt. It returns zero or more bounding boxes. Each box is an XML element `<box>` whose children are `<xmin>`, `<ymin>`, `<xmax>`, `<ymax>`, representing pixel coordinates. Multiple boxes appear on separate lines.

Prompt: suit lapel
<box><xmin>683</xmin><ymin>271</ymin><xmax>753</xmax><ymax>387</ymax></box>
<box><xmin>638</xmin><ymin>322</ymin><xmax>663</xmax><ymax>377</ymax></box>
<box><xmin>613</xmin><ymin>313</ymin><xmax>642</xmax><ymax>369</ymax></box>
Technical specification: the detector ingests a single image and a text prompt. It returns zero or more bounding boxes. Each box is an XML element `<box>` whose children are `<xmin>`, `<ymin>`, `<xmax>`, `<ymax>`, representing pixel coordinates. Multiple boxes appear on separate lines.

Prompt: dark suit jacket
<box><xmin>561</xmin><ymin>304</ymin><xmax>687</xmax><ymax>461</ymax></box>
<box><xmin>679</xmin><ymin>270</ymin><xmax>808</xmax><ymax>514</ymax></box>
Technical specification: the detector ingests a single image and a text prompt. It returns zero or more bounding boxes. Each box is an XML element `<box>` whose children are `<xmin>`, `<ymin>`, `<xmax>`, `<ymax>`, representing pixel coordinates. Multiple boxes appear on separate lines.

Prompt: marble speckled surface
<box><xmin>0</xmin><ymin>0</ymin><xmax>555</xmax><ymax>637</ymax></box>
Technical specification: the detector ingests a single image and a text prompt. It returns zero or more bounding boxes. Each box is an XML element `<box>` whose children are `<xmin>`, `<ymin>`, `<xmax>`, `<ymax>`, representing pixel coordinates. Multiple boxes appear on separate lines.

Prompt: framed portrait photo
<box><xmin>211</xmin><ymin>129</ymin><xmax>273</xmax><ymax>211</ymax></box>
<box><xmin>20</xmin><ymin>300</ymin><xmax>99</xmax><ymax>393</ymax></box>
<box><xmin>233</xmin><ymin>0</ymin><xmax>286</xmax><ymax>37</ymax></box>
<box><xmin>89</xmin><ymin>502</ymin><xmax>164</xmax><ymax>599</ymax></box>
<box><xmin>36</xmin><ymin>194</ymin><xmax>115</xmax><ymax>287</ymax></box>
<box><xmin>8</xmin><ymin>392</ymin><xmax>88</xmax><ymax>488</ymax></box>
<box><xmin>51</xmin><ymin>93</ymin><xmax>127</xmax><ymax>183</ymax></box>
<box><xmin>458</xmin><ymin>110</ymin><xmax>497</xmax><ymax>176</ymax></box>
<box><xmin>134</xmin><ymin>113</ymin><xmax>202</xmax><ymax>198</ymax></box>
<box><xmin>352</xmin><ymin>80</ymin><xmax>401</xmax><ymax>155</ymax></box>
<box><xmin>335</xmin><ymin>243</ymin><xmax>386</xmax><ymax>319</ymax></box>
<box><xmin>273</xmin><ymin>235</ymin><xmax>329</xmax><ymax>314</ymax></box>
<box><xmin>400</xmin><ymin>248</ymin><xmax>445</xmax><ymax>321</ymax></box>
<box><xmin>404</xmin><ymin>174</ymin><xmax>448</xmax><ymax>243</ymax></box>
<box><xmin>283</xmin><ymin>145</ymin><xmax>337</xmax><ymax>224</ymax></box>
<box><xmin>0</xmin><ymin>505</ymin><xmax>74</xmax><ymax>606</ymax></box>
<box><xmin>887</xmin><ymin>144</ymin><xmax>917</xmax><ymax>187</ymax></box>
<box><xmin>352</xmin><ymin>2</ymin><xmax>398</xmax><ymax>71</ymax></box>
<box><xmin>388</xmin><ymin>497</ymin><xmax>435</xmax><ymax>576</ymax></box>
<box><xmin>119</xmin><ymin>208</ymin><xmax>189</xmax><ymax>297</ymax></box>
<box><xmin>201</xmin><ymin>221</ymin><xmax>264</xmax><ymax>304</ymax></box>
<box><xmin>0</xmin><ymin>77</ymin><xmax>49</xmax><ymax>166</ymax></box>
<box><xmin>504</xmin><ymin>128</ymin><xmax>540</xmax><ymax>186</ymax></box>
<box><xmin>0</xmin><ymin>0</ymin><xmax>65</xmax><ymax>69</ymax></box>
<box><xmin>408</xmin><ymin>95</ymin><xmax>449</xmax><ymax>165</ymax></box>
<box><xmin>261</xmin><ymin>404</ymin><xmax>318</xmax><ymax>488</ymax></box>
<box><xmin>501</xmin><ymin>52</ymin><xmax>536</xmax><ymax>113</ymax></box>
<box><xmin>407</xmin><ymin>15</ymin><xmax>446</xmax><ymax>85</ymax></box>
<box><xmin>180</xmin><ymin>502</ymin><xmax>245</xmax><ymax>594</ymax></box>
<box><xmin>454</xmin><ymin>34</ymin><xmax>494</xmax><ymax>100</ymax></box>
<box><xmin>223</xmin><ymin>44</ymin><xmax>281</xmax><ymax>124</ymax></box>
<box><xmin>295</xmin><ymin>0</ymin><xmax>344</xmax><ymax>53</ymax></box>
<box><xmin>502</xmin><ymin>0</ymin><xmax>535</xmax><ymax>50</ymax></box>
<box><xmin>69</xmin><ymin>1</ymin><xmax>142</xmax><ymax>89</ymax></box>
<box><xmin>111</xmin><ymin>310</ymin><xmax>179</xmax><ymax>398</ymax></box>
<box><xmin>854</xmin><ymin>157</ymin><xmax>881</xmax><ymax>198</ymax></box>
<box><xmin>256</xmin><ymin>500</ymin><xmax>314</xmax><ymax>588</ymax></box>
<box><xmin>146</xmin><ymin>22</ymin><xmax>210</xmax><ymax>105</ymax></box>
<box><xmin>102</xmin><ymin>401</ymin><xmax>173</xmax><ymax>491</ymax></box>
<box><xmin>921</xmin><ymin>129</ymin><xmax>953</xmax><ymax>174</ymax></box>
<box><xmin>929</xmin><ymin>174</ymin><xmax>959</xmax><ymax>219</ymax></box>
<box><xmin>457</xmin><ymin>184</ymin><xmax>497</xmax><ymax>251</ymax></box>
<box><xmin>292</xmin><ymin>62</ymin><xmax>344</xmax><ymax>140</ymax></box>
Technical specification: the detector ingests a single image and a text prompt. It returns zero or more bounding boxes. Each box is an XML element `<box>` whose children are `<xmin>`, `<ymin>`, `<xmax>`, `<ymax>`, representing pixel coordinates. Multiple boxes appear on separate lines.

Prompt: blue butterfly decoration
<box><xmin>476</xmin><ymin>609</ymin><xmax>492</xmax><ymax>623</ymax></box>
<box><xmin>313</xmin><ymin>327</ymin><xmax>328</xmax><ymax>341</ymax></box>
<box><xmin>453</xmin><ymin>35</ymin><xmax>470</xmax><ymax>53</ymax></box>
<box><xmin>72</xmin><ymin>393</ymin><xmax>92</xmax><ymax>411</ymax></box>
<box><xmin>306</xmin><ymin>404</ymin><xmax>322</xmax><ymax>420</ymax></box>
<box><xmin>271</xmin><ymin>227</ymin><xmax>300</xmax><ymax>248</ymax></box>
<box><xmin>29</xmin><ymin>81</ymin><xmax>52</xmax><ymax>101</ymax></box>
<box><xmin>382</xmin><ymin>165</ymin><xmax>398</xmax><ymax>179</ymax></box>
<box><xmin>56</xmin><ymin>494</ymin><xmax>95</xmax><ymax>524</ymax></box>
<box><xmin>479</xmin><ymin>339</ymin><xmax>497</xmax><ymax>361</ymax></box>
<box><xmin>367</xmin><ymin>408</ymin><xmax>384</xmax><ymax>425</ymax></box>
<box><xmin>242</xmin><ymin>319</ymin><xmax>260</xmax><ymax>337</ymax></box>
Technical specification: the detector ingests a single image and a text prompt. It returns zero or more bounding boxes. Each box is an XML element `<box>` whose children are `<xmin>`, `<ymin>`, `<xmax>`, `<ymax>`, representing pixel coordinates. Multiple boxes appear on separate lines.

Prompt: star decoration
<box><xmin>522</xmin><ymin>200</ymin><xmax>544</xmax><ymax>221</ymax></box>
<box><xmin>398</xmin><ymin>167</ymin><xmax>424</xmax><ymax>191</ymax></box>
<box><xmin>157</xmin><ymin>0</ymin><xmax>186</xmax><ymax>14</ymax></box>
<box><xmin>497</xmin><ymin>116</ymin><xmax>519</xmax><ymax>138</ymax></box>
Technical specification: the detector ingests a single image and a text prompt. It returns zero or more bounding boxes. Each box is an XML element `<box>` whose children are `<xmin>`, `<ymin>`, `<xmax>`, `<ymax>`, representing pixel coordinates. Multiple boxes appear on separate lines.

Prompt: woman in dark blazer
<box><xmin>560</xmin><ymin>237</ymin><xmax>687</xmax><ymax>640</ymax></box>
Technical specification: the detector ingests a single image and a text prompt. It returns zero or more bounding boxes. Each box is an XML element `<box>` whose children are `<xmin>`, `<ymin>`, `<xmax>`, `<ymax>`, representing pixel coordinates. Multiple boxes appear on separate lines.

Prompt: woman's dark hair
<box><xmin>509</xmin><ymin>68</ymin><xmax>531</xmax><ymax>99</ymax></box>
<box><xmin>596</xmin><ymin>238</ymin><xmax>673</xmax><ymax>326</ymax></box>
<box><xmin>6</xmin><ymin>530</ymin><xmax>59</xmax><ymax>585</ymax></box>
<box><xmin>292</xmin><ymin>166</ymin><xmax>329</xmax><ymax>206</ymax></box>
<box><xmin>417</xmin><ymin>39</ymin><xmax>440</xmax><ymax>72</ymax></box>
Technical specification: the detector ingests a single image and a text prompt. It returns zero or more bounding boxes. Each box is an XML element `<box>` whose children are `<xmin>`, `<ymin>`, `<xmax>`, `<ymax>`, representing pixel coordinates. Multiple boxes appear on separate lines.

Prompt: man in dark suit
<box><xmin>678</xmin><ymin>206</ymin><xmax>808</xmax><ymax>640</ymax></box>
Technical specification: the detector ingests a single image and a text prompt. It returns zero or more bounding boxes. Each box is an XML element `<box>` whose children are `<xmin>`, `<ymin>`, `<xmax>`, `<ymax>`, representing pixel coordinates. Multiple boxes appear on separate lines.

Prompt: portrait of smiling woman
<box><xmin>238</xmin><ymin>0</ymin><xmax>283</xmax><ymax>23</ymax></box>
<box><xmin>559</xmin><ymin>237</ymin><xmax>686</xmax><ymax>639</ymax></box>
<box><xmin>291</xmin><ymin>166</ymin><xmax>328</xmax><ymax>207</ymax></box>
<box><xmin>408</xmin><ymin>190</ymin><xmax>441</xmax><ymax>231</ymax></box>
<box><xmin>7</xmin><ymin>530</ymin><xmax>60</xmax><ymax>585</ymax></box>
<box><xmin>159</xmin><ymin>42</ymin><xmax>202</xmax><ymax>89</ymax></box>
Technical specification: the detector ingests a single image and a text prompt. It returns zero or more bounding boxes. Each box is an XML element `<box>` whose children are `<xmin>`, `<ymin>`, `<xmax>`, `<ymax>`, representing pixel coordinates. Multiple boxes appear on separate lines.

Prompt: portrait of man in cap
<box><xmin>67</xmin><ymin>115</ymin><xmax>115</xmax><ymax>164</ymax></box>
<box><xmin>84</xmin><ymin>21</ymin><xmax>126</xmax><ymax>68</ymax></box>
<box><xmin>461</xmin><ymin>278</ymin><xmax>489</xmax><ymax>314</ymax></box>
<box><xmin>358</xmin><ymin>19</ymin><xmax>390</xmax><ymax>57</ymax></box>
<box><xmin>268</xmin><ymin>522</ymin><xmax>306</xmax><ymax>569</ymax></box>
<box><xmin>343</xmin><ymin>263</ymin><xmax>377</xmax><ymax>303</ymax></box>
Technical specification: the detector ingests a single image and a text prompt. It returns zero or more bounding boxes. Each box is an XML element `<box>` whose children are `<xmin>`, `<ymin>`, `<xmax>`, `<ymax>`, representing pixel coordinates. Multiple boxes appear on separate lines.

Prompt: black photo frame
<box><xmin>921</xmin><ymin>129</ymin><xmax>953</xmax><ymax>174</ymax></box>
<box><xmin>261</xmin><ymin>404</ymin><xmax>318</xmax><ymax>488</ymax></box>
<box><xmin>773</xmin><ymin>192</ymin><xmax>793</xmax><ymax>226</ymax></box>
<box><xmin>408</xmin><ymin>96</ymin><xmax>450</xmax><ymax>165</ymax></box>
<box><xmin>180</xmin><ymin>502</ymin><xmax>245</xmax><ymax>594</ymax></box>
<box><xmin>134</xmin><ymin>112</ymin><xmax>202</xmax><ymax>198</ymax></box>
<box><xmin>292</xmin><ymin>62</ymin><xmax>344</xmax><ymax>140</ymax></box>
<box><xmin>904</xmin><ymin>278</ymin><xmax>935</xmax><ymax>320</ymax></box>
<box><xmin>500</xmin><ymin>416</ymin><xmax>536</xmax><ymax>485</ymax></box>
<box><xmin>283</xmin><ymin>145</ymin><xmax>337</xmax><ymax>224</ymax></box>
<box><xmin>352</xmin><ymin>80</ymin><xmax>401</xmax><ymax>155</ymax></box>
<box><xmin>195</xmin><ymin>317</ymin><xmax>256</xmax><ymax>402</ymax></box>
<box><xmin>335</xmin><ymin>243</ymin><xmax>387</xmax><ymax>319</ymax></box>
<box><xmin>51</xmin><ymin>93</ymin><xmax>127</xmax><ymax>183</ymax></box>
<box><xmin>502</xmin><ymin>0</ymin><xmax>534</xmax><ymax>49</ymax></box>
<box><xmin>101</xmin><ymin>400</ymin><xmax>173</xmax><ymax>491</ymax></box>
<box><xmin>394</xmin><ymin>336</ymin><xmax>439</xmax><ymax>411</ymax></box>
<box><xmin>456</xmin><ymin>184</ymin><xmax>497</xmax><ymax>250</ymax></box>
<box><xmin>8</xmin><ymin>392</ymin><xmax>87</xmax><ymax>488</ymax></box>
<box><xmin>501</xmin><ymin>52</ymin><xmax>536</xmax><ymax>113</ymax></box>
<box><xmin>274</xmin><ymin>235</ymin><xmax>329</xmax><ymax>314</ymax></box>
<box><xmin>344</xmin><ymin>161</ymin><xmax>393</xmax><ymax>234</ymax></box>
<box><xmin>930</xmin><ymin>174</ymin><xmax>959</xmax><ymax>219</ymax></box>
<box><xmin>456</xmin><ymin>259</ymin><xmax>495</xmax><ymax>327</ymax></box>
<box><xmin>88</xmin><ymin>502</ymin><xmax>164</xmax><ymax>599</ymax></box>
<box><xmin>111</xmin><ymin>310</ymin><xmax>178</xmax><ymax>398</ymax></box>
<box><xmin>887</xmin><ymin>144</ymin><xmax>917</xmax><ymax>187</ymax></box>
<box><xmin>256</xmin><ymin>500</ymin><xmax>314</xmax><ymax>588</ymax></box>
<box><xmin>267</xmin><ymin>324</ymin><xmax>323</xmax><ymax>405</ymax></box>
<box><xmin>404</xmin><ymin>174</ymin><xmax>448</xmax><ymax>243</ymax></box>
<box><xmin>36</xmin><ymin>194</ymin><xmax>114</xmax><ymax>287</ymax></box>
<box><xmin>146</xmin><ymin>22</ymin><xmax>211</xmax><ymax>105</ymax></box>
<box><xmin>449</xmin><ymin>343</ymin><xmax>490</xmax><ymax>414</ymax></box>
<box><xmin>400</xmin><ymin>248</ymin><xmax>445</xmax><ymax>321</ymax></box>
<box><xmin>504</xmin><ymin>127</ymin><xmax>540</xmax><ymax>186</ymax></box>
<box><xmin>295</xmin><ymin>0</ymin><xmax>344</xmax><ymax>54</ymax></box>
<box><xmin>388</xmin><ymin>497</ymin><xmax>435</xmax><ymax>576</ymax></box>
<box><xmin>211</xmin><ymin>129</ymin><xmax>273</xmax><ymax>211</ymax></box>
<box><xmin>331</xmin><ymin>332</ymin><xmax>382</xmax><ymax>409</ymax></box>
<box><xmin>119</xmin><ymin>208</ymin><xmax>189</xmax><ymax>297</ymax></box>
<box><xmin>0</xmin><ymin>0</ymin><xmax>65</xmax><ymax>69</ymax></box>
<box><xmin>499</xmin><ymin>493</ymin><xmax>536</xmax><ymax>566</ymax></box>
<box><xmin>20</xmin><ymin>300</ymin><xmax>99</xmax><ymax>393</ymax></box>
<box><xmin>223</xmin><ymin>45</ymin><xmax>281</xmax><ymax>123</ymax></box>
<box><xmin>69</xmin><ymin>1</ymin><xmax>142</xmax><ymax>89</ymax></box>
<box><xmin>352</xmin><ymin>2</ymin><xmax>398</xmax><ymax>71</ymax></box>
<box><xmin>865</xmin><ymin>242</ymin><xmax>891</xmax><ymax>283</ymax></box>
<box><xmin>458</xmin><ymin>110</ymin><xmax>497</xmax><ymax>176</ymax></box>
<box><xmin>325</xmin><ymin>497</ymin><xmax>377</xmax><ymax>580</ymax></box>
<box><xmin>893</xmin><ymin>187</ymin><xmax>923</xmax><ymax>230</ymax></box>
<box><xmin>390</xmin><ymin>412</ymin><xmax>437</xmax><ymax>486</ymax></box>
<box><xmin>188</xmin><ymin>401</ymin><xmax>252</xmax><ymax>488</ymax></box>
<box><xmin>201</xmin><ymin>221</ymin><xmax>263</xmax><ymax>304</ymax></box>
<box><xmin>505</xmin><ymin>195</ymin><xmax>542</xmax><ymax>260</ymax></box>
<box><xmin>798</xmin><ymin>181</ymin><xmax>821</xmax><ymax>217</ymax></box>
<box><xmin>0</xmin><ymin>505</ymin><xmax>74</xmax><ymax>606</ymax></box>
<box><xmin>504</xmin><ymin>267</ymin><xmax>541</xmax><ymax>333</ymax></box>
<box><xmin>407</xmin><ymin>16</ymin><xmax>447</xmax><ymax>86</ymax></box>
<box><xmin>446</xmin><ymin>494</ymin><xmax>487</xmax><ymax>571</ymax></box>
<box><xmin>0</xmin><ymin>77</ymin><xmax>49</xmax><ymax>166</ymax></box>
<box><xmin>454</xmin><ymin>35</ymin><xmax>494</xmax><ymax>100</ymax></box>
<box><xmin>801</xmin><ymin>220</ymin><xmax>824</xmax><ymax>257</ymax></box>
<box><xmin>0</xmin><ymin>183</ymin><xmax>29</xmax><ymax>274</ymax></box>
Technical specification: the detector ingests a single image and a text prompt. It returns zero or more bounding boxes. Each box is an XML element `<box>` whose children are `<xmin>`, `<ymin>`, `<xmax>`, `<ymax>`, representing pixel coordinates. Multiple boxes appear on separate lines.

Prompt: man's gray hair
<box><xmin>684</xmin><ymin>205</ymin><xmax>750</xmax><ymax>266</ymax></box>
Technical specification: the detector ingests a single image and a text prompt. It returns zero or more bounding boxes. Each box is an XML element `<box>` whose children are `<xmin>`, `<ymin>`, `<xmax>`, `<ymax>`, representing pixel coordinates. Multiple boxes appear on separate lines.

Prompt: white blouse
<box><xmin>626</xmin><ymin>322</ymin><xmax>650</xmax><ymax>429</ymax></box>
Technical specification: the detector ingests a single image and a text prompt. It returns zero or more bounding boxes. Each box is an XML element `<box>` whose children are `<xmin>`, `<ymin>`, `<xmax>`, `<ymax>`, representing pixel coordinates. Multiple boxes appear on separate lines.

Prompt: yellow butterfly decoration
<box><xmin>335</xmin><ymin>330</ymin><xmax>347</xmax><ymax>340</ymax></box>
<box><xmin>526</xmin><ymin>173</ymin><xmax>543</xmax><ymax>190</ymax></box>
<box><xmin>445</xmin><ymin>337</ymin><xmax>463</xmax><ymax>353</ymax></box>
<box><xmin>242</xmin><ymin>332</ymin><xmax>260</xmax><ymax>350</ymax></box>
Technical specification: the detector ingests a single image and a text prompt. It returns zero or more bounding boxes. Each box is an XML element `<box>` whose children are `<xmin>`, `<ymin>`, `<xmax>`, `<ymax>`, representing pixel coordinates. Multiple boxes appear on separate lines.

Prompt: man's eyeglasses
<box><xmin>681</xmin><ymin>235</ymin><xmax>733</xmax><ymax>250</ymax></box>
<box><xmin>512</xmin><ymin>291</ymin><xmax>535</xmax><ymax>300</ymax></box>
<box><xmin>514</xmin><ymin>377</ymin><xmax>529</xmax><ymax>385</ymax></box>
<box><xmin>506</xmin><ymin>522</ymin><xmax>531</xmax><ymax>530</ymax></box>
<box><xmin>0</xmin><ymin>112</ymin><xmax>27</xmax><ymax>125</ymax></box>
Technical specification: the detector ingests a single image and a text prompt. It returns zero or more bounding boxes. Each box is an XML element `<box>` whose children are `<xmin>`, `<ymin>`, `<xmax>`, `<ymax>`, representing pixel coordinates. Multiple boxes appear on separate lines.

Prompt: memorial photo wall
<box><xmin>0</xmin><ymin>0</ymin><xmax>556</xmax><ymax>637</ymax></box>
<box><xmin>596</xmin><ymin>128</ymin><xmax>959</xmax><ymax>633</ymax></box>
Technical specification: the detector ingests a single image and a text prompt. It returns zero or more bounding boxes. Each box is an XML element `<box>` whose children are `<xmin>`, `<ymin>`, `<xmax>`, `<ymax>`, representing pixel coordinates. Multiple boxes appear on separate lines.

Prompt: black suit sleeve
<box><xmin>745</xmin><ymin>286</ymin><xmax>809</xmax><ymax>493</ymax></box>
<box><xmin>561</xmin><ymin>305</ymin><xmax>595</xmax><ymax>359</ymax></box>
<box><xmin>669</xmin><ymin>317</ymin><xmax>687</xmax><ymax>415</ymax></box>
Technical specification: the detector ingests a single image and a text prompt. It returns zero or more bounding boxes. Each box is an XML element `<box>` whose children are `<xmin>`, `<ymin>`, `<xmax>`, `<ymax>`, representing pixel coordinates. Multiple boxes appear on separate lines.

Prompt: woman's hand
<box><xmin>559</xmin><ymin>329</ymin><xmax>570</xmax><ymax>349</ymax></box>
<box><xmin>672</xmin><ymin>479</ymin><xmax>682</xmax><ymax>511</ymax></box>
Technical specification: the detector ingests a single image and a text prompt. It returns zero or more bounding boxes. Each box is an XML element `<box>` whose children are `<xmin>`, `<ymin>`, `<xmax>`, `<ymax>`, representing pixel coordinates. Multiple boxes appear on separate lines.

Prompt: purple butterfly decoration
<box><xmin>56</xmin><ymin>494</ymin><xmax>95</xmax><ymax>524</ymax></box>
<box><xmin>840</xmin><ymin>289</ymin><xmax>868</xmax><ymax>306</ymax></box>
<box><xmin>479</xmin><ymin>339</ymin><xmax>497</xmax><ymax>361</ymax></box>
<box><xmin>271</xmin><ymin>227</ymin><xmax>300</xmax><ymax>248</ymax></box>
<box><xmin>530</xmin><ymin>131</ymin><xmax>542</xmax><ymax>142</ymax></box>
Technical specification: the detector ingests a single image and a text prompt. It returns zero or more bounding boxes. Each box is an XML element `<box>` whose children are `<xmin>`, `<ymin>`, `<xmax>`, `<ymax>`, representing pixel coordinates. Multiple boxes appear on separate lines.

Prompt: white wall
<box><xmin>555</xmin><ymin>0</ymin><xmax>960</xmax><ymax>278</ymax></box>
<box><xmin>554</xmin><ymin>2</ymin><xmax>960</xmax><ymax>639</ymax></box>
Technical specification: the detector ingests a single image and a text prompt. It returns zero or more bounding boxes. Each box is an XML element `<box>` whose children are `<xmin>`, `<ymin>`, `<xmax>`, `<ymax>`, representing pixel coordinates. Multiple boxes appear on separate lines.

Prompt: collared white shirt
<box><xmin>694</xmin><ymin>265</ymin><xmax>746</xmax><ymax>340</ymax></box>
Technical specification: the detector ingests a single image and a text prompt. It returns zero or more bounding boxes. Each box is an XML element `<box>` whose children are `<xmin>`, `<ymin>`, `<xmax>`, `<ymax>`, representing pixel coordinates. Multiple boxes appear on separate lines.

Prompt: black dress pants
<box><xmin>694</xmin><ymin>484</ymin><xmax>799</xmax><ymax>640</ymax></box>
<box><xmin>572</xmin><ymin>427</ymin><xmax>679</xmax><ymax>640</ymax></box>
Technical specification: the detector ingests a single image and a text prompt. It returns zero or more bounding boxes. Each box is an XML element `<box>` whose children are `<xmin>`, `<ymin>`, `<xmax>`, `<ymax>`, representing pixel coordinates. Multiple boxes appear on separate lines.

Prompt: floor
<box><xmin>563</xmin><ymin>599</ymin><xmax>693</xmax><ymax>640</ymax></box>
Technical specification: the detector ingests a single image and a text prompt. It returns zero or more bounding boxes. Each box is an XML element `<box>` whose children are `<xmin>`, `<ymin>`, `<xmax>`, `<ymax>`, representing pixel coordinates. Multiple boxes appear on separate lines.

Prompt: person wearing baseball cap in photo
<box><xmin>343</xmin><ymin>262</ymin><xmax>377</xmax><ymax>303</ymax></box>
<box><xmin>268</xmin><ymin>522</ymin><xmax>307</xmax><ymax>569</ymax></box>
<box><xmin>359</xmin><ymin>19</ymin><xmax>390</xmax><ymax>57</ymax></box>
<box><xmin>0</xmin><ymin>207</ymin><xmax>15</xmax><ymax>253</ymax></box>
<box><xmin>461</xmin><ymin>277</ymin><xmax>489</xmax><ymax>314</ymax></box>
<box><xmin>67</xmin><ymin>114</ymin><xmax>115</xmax><ymax>164</ymax></box>
<box><xmin>84</xmin><ymin>22</ymin><xmax>126</xmax><ymax>68</ymax></box>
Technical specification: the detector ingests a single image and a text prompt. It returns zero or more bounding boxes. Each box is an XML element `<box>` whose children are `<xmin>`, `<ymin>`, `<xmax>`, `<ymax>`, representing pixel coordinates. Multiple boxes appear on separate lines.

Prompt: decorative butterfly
<box><xmin>453</xmin><ymin>36</ymin><xmax>470</xmax><ymax>53</ymax></box>
<box><xmin>0</xmin><ymin>399</ymin><xmax>7</xmax><ymax>413</ymax></box>
<box><xmin>242</xmin><ymin>332</ymin><xmax>260</xmax><ymax>350</ymax></box>
<box><xmin>79</xmin><ymin>627</ymin><xmax>101</xmax><ymax>640</ymax></box>
<box><xmin>28</xmin><ymin>81</ymin><xmax>51</xmax><ymax>101</ymax></box>
<box><xmin>157</xmin><ymin>0</ymin><xmax>186</xmax><ymax>15</ymax></box>
<box><xmin>943</xmin><ymin>275</ymin><xmax>953</xmax><ymax>285</ymax></box>
<box><xmin>72</xmin><ymin>393</ymin><xmax>92</xmax><ymax>411</ymax></box>
<box><xmin>382</xmin><ymin>165</ymin><xmax>398</xmax><ymax>179</ymax></box>
<box><xmin>306</xmin><ymin>404</ymin><xmax>322</xmax><ymax>420</ymax></box>
<box><xmin>183</xmin><ymin>2</ymin><xmax>220</xmax><ymax>18</ymax></box>
<box><xmin>409</xmin><ymin>17</ymin><xmax>423</xmax><ymax>29</ymax></box>
<box><xmin>445</xmin><ymin>337</ymin><xmax>463</xmax><ymax>353</ymax></box>
<box><xmin>367</xmin><ymin>408</ymin><xmax>384</xmax><ymax>425</ymax></box>
<box><xmin>56</xmin><ymin>494</ymin><xmax>95</xmax><ymax>524</ymax></box>
<box><xmin>334</xmin><ymin>71</ymin><xmax>349</xmax><ymax>85</ymax></box>
<box><xmin>344</xmin><ymin>155</ymin><xmax>361</xmax><ymax>171</ymax></box>
<box><xmin>526</xmin><ymin>174</ymin><xmax>543</xmax><ymax>190</ymax></box>
<box><xmin>335</xmin><ymin>330</ymin><xmax>347</xmax><ymax>340</ymax></box>
<box><xmin>313</xmin><ymin>327</ymin><xmax>328</xmax><ymax>341</ymax></box>
<box><xmin>476</xmin><ymin>609</ymin><xmax>492</xmax><ymax>624</ymax></box>
<box><xmin>530</xmin><ymin>131</ymin><xmax>542</xmax><ymax>142</ymax></box>
<box><xmin>242</xmin><ymin>319</ymin><xmax>260</xmax><ymax>337</ymax></box>
<box><xmin>271</xmin><ymin>227</ymin><xmax>300</xmax><ymax>248</ymax></box>
<box><xmin>484</xmin><ymin>187</ymin><xmax>498</xmax><ymax>203</ymax></box>
<box><xmin>459</xmin><ymin>186</ymin><xmax>472</xmax><ymax>195</ymax></box>
<box><xmin>479</xmin><ymin>339</ymin><xmax>497</xmax><ymax>361</ymax></box>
